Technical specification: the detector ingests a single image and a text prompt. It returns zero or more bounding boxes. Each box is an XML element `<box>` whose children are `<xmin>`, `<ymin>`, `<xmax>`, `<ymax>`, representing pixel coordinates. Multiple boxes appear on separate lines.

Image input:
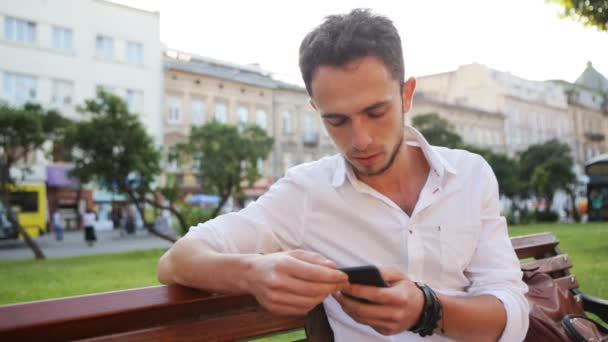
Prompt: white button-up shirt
<box><xmin>187</xmin><ymin>125</ymin><xmax>529</xmax><ymax>341</ymax></box>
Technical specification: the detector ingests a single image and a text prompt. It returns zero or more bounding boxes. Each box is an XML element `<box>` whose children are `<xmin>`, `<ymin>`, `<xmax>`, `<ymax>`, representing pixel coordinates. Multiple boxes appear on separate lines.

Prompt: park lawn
<box><xmin>0</xmin><ymin>249</ymin><xmax>165</xmax><ymax>305</ymax></box>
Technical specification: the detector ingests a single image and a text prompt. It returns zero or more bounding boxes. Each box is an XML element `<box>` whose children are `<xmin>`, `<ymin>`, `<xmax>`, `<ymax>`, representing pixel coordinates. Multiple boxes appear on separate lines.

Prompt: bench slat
<box><xmin>521</xmin><ymin>254</ymin><xmax>573</xmax><ymax>274</ymax></box>
<box><xmin>82</xmin><ymin>308</ymin><xmax>305</xmax><ymax>342</ymax></box>
<box><xmin>511</xmin><ymin>233</ymin><xmax>559</xmax><ymax>259</ymax></box>
<box><xmin>554</xmin><ymin>275</ymin><xmax>580</xmax><ymax>290</ymax></box>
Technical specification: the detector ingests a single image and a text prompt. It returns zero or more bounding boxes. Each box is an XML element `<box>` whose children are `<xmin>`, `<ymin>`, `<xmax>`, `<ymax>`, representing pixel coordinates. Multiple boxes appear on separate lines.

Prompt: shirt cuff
<box><xmin>480</xmin><ymin>289</ymin><xmax>530</xmax><ymax>342</ymax></box>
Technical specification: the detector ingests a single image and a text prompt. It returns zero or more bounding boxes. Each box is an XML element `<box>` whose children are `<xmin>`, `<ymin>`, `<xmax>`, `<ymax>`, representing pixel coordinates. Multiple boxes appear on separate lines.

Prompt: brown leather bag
<box><xmin>523</xmin><ymin>271</ymin><xmax>608</xmax><ymax>342</ymax></box>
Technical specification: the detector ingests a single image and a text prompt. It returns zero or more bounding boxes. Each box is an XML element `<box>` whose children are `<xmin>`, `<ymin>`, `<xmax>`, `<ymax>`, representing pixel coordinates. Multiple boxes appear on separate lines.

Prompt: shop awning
<box><xmin>47</xmin><ymin>164</ymin><xmax>79</xmax><ymax>188</ymax></box>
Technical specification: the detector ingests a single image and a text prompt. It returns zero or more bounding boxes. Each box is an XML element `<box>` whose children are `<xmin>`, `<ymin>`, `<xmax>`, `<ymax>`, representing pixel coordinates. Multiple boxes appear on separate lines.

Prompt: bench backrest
<box><xmin>0</xmin><ymin>232</ymin><xmax>572</xmax><ymax>341</ymax></box>
<box><xmin>511</xmin><ymin>232</ymin><xmax>579</xmax><ymax>291</ymax></box>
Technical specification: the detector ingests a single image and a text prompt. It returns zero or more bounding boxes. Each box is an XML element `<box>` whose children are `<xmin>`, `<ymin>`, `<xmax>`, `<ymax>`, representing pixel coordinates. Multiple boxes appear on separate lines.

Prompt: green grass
<box><xmin>0</xmin><ymin>249</ymin><xmax>165</xmax><ymax>305</ymax></box>
<box><xmin>509</xmin><ymin>222</ymin><xmax>607</xmax><ymax>299</ymax></box>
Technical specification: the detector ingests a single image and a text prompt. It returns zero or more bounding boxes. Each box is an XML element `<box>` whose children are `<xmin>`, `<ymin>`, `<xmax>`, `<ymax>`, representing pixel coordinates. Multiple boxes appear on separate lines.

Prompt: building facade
<box><xmin>415</xmin><ymin>63</ymin><xmax>574</xmax><ymax>158</ymax></box>
<box><xmin>0</xmin><ymin>0</ymin><xmax>163</xmax><ymax>144</ymax></box>
<box><xmin>162</xmin><ymin>50</ymin><xmax>335</xmax><ymax>196</ymax></box>
<box><xmin>0</xmin><ymin>0</ymin><xmax>163</xmax><ymax>229</ymax></box>
<box><xmin>553</xmin><ymin>62</ymin><xmax>608</xmax><ymax>167</ymax></box>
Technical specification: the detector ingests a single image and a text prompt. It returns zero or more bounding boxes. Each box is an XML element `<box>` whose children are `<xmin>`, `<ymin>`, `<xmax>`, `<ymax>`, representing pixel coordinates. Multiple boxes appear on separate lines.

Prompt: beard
<box><xmin>347</xmin><ymin>118</ymin><xmax>405</xmax><ymax>177</ymax></box>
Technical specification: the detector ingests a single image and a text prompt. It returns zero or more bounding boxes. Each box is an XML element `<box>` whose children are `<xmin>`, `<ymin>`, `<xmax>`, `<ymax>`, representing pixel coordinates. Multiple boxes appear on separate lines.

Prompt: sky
<box><xmin>114</xmin><ymin>0</ymin><xmax>608</xmax><ymax>86</ymax></box>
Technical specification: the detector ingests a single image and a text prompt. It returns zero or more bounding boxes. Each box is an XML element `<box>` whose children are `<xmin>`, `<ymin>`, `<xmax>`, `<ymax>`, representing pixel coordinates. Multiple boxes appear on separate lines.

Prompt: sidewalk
<box><xmin>0</xmin><ymin>228</ymin><xmax>174</xmax><ymax>260</ymax></box>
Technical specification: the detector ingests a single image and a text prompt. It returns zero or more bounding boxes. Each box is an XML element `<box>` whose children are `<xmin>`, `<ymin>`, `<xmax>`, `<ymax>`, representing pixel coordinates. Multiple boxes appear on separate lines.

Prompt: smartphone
<box><xmin>338</xmin><ymin>265</ymin><xmax>389</xmax><ymax>287</ymax></box>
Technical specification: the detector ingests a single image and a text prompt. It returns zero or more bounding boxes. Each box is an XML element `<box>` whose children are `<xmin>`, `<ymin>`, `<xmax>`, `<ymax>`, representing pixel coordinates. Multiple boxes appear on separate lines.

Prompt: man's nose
<box><xmin>351</xmin><ymin>118</ymin><xmax>372</xmax><ymax>151</ymax></box>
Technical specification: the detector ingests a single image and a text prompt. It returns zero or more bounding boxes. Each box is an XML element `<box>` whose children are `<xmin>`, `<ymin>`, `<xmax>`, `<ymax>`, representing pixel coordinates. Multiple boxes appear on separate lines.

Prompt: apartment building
<box><xmin>415</xmin><ymin>63</ymin><xmax>574</xmax><ymax>158</ymax></box>
<box><xmin>162</xmin><ymin>50</ymin><xmax>336</xmax><ymax>195</ymax></box>
<box><xmin>0</xmin><ymin>0</ymin><xmax>162</xmax><ymax>228</ymax></box>
<box><xmin>0</xmin><ymin>0</ymin><xmax>163</xmax><ymax>145</ymax></box>
<box><xmin>553</xmin><ymin>62</ymin><xmax>608</xmax><ymax>166</ymax></box>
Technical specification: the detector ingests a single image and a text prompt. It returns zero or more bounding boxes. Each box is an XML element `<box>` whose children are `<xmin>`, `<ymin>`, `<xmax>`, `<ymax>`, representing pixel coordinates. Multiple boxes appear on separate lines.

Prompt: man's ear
<box><xmin>402</xmin><ymin>77</ymin><xmax>417</xmax><ymax>113</ymax></box>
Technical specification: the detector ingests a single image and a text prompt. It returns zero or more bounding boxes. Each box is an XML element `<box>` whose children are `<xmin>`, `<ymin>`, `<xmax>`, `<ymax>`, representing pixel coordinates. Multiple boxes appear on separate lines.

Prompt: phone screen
<box><xmin>338</xmin><ymin>265</ymin><xmax>388</xmax><ymax>287</ymax></box>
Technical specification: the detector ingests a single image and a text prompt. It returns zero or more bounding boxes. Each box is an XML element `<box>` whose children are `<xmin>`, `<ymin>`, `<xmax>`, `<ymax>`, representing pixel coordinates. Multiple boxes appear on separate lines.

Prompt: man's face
<box><xmin>310</xmin><ymin>56</ymin><xmax>415</xmax><ymax>177</ymax></box>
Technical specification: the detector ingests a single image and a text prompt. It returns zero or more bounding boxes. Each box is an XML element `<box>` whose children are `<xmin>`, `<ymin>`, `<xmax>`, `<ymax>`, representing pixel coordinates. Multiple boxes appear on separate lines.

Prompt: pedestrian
<box><xmin>157</xmin><ymin>9</ymin><xmax>528</xmax><ymax>341</ymax></box>
<box><xmin>83</xmin><ymin>208</ymin><xmax>97</xmax><ymax>246</ymax></box>
<box><xmin>52</xmin><ymin>209</ymin><xmax>63</xmax><ymax>241</ymax></box>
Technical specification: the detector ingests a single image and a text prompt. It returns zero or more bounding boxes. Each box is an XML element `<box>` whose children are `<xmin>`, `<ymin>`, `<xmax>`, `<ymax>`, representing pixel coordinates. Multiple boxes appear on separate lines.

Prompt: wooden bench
<box><xmin>0</xmin><ymin>232</ymin><xmax>606</xmax><ymax>341</ymax></box>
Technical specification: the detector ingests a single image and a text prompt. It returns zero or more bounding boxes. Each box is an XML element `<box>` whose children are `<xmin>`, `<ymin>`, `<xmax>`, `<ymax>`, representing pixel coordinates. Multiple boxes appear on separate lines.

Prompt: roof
<box><xmin>163</xmin><ymin>50</ymin><xmax>304</xmax><ymax>91</ymax></box>
<box><xmin>575</xmin><ymin>61</ymin><xmax>608</xmax><ymax>93</ymax></box>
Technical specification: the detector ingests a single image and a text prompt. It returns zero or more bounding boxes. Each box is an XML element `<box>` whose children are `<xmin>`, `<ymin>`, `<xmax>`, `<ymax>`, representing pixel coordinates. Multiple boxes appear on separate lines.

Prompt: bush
<box><xmin>535</xmin><ymin>210</ymin><xmax>559</xmax><ymax>222</ymax></box>
<box><xmin>177</xmin><ymin>203</ymin><xmax>214</xmax><ymax>236</ymax></box>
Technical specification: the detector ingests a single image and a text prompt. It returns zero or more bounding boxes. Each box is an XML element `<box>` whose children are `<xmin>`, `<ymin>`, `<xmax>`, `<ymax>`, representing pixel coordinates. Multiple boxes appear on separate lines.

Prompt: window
<box><xmin>191</xmin><ymin>100</ymin><xmax>206</xmax><ymax>126</ymax></box>
<box><xmin>126</xmin><ymin>41</ymin><xmax>143</xmax><ymax>64</ymax></box>
<box><xmin>3</xmin><ymin>72</ymin><xmax>37</xmax><ymax>105</ymax></box>
<box><xmin>215</xmin><ymin>102</ymin><xmax>227</xmax><ymax>123</ymax></box>
<box><xmin>51</xmin><ymin>79</ymin><xmax>74</xmax><ymax>105</ymax></box>
<box><xmin>283</xmin><ymin>110</ymin><xmax>293</xmax><ymax>134</ymax></box>
<box><xmin>9</xmin><ymin>191</ymin><xmax>38</xmax><ymax>213</ymax></box>
<box><xmin>125</xmin><ymin>89</ymin><xmax>143</xmax><ymax>113</ymax></box>
<box><xmin>304</xmin><ymin>112</ymin><xmax>314</xmax><ymax>134</ymax></box>
<box><xmin>4</xmin><ymin>17</ymin><xmax>36</xmax><ymax>44</ymax></box>
<box><xmin>95</xmin><ymin>35</ymin><xmax>114</xmax><ymax>59</ymax></box>
<box><xmin>52</xmin><ymin>26</ymin><xmax>73</xmax><ymax>51</ymax></box>
<box><xmin>237</xmin><ymin>106</ymin><xmax>249</xmax><ymax>126</ymax></box>
<box><xmin>167</xmin><ymin>97</ymin><xmax>181</xmax><ymax>124</ymax></box>
<box><xmin>256</xmin><ymin>109</ymin><xmax>267</xmax><ymax>130</ymax></box>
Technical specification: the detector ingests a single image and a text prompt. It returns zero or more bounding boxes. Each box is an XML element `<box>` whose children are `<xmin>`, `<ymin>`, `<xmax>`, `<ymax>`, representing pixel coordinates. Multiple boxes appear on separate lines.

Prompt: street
<box><xmin>0</xmin><ymin>229</ymin><xmax>173</xmax><ymax>260</ymax></box>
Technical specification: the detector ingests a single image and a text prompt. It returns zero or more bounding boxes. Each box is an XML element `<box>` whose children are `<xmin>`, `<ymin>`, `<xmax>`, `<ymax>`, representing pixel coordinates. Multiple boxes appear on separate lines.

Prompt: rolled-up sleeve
<box><xmin>466</xmin><ymin>159</ymin><xmax>529</xmax><ymax>342</ymax></box>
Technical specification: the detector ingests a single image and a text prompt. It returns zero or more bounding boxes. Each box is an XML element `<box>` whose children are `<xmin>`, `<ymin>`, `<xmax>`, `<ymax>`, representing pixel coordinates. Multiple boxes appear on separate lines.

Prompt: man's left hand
<box><xmin>333</xmin><ymin>267</ymin><xmax>425</xmax><ymax>336</ymax></box>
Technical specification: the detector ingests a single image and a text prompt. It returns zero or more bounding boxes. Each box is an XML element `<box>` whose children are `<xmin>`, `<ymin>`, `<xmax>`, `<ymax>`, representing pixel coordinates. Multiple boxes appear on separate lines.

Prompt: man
<box><xmin>158</xmin><ymin>9</ymin><xmax>529</xmax><ymax>341</ymax></box>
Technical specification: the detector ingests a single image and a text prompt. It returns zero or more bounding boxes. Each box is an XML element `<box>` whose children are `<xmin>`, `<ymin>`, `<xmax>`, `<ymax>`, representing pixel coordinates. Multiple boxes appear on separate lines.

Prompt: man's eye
<box><xmin>325</xmin><ymin>116</ymin><xmax>347</xmax><ymax>126</ymax></box>
<box><xmin>368</xmin><ymin>111</ymin><xmax>385</xmax><ymax>118</ymax></box>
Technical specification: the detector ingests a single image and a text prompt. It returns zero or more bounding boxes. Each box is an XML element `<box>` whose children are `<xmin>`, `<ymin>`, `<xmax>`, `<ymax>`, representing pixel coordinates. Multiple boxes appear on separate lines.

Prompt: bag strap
<box><xmin>562</xmin><ymin>314</ymin><xmax>608</xmax><ymax>342</ymax></box>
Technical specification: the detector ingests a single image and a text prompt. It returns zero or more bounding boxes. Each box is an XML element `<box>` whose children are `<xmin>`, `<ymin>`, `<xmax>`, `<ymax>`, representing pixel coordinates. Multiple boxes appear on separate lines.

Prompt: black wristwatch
<box><xmin>410</xmin><ymin>282</ymin><xmax>443</xmax><ymax>337</ymax></box>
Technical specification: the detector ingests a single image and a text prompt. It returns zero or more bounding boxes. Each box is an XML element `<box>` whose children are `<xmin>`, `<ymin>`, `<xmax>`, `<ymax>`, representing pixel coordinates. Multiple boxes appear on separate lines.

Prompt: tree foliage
<box><xmin>65</xmin><ymin>90</ymin><xmax>178</xmax><ymax>241</ymax></box>
<box><xmin>518</xmin><ymin>139</ymin><xmax>576</xmax><ymax>209</ymax></box>
<box><xmin>176</xmin><ymin>121</ymin><xmax>274</xmax><ymax>218</ymax></box>
<box><xmin>0</xmin><ymin>103</ymin><xmax>69</xmax><ymax>259</ymax></box>
<box><xmin>550</xmin><ymin>0</ymin><xmax>608</xmax><ymax>31</ymax></box>
<box><xmin>411</xmin><ymin>113</ymin><xmax>463</xmax><ymax>149</ymax></box>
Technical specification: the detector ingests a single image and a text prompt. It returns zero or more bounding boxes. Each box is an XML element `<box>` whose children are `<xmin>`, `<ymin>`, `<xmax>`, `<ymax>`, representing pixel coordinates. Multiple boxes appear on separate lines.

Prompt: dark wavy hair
<box><xmin>299</xmin><ymin>8</ymin><xmax>404</xmax><ymax>96</ymax></box>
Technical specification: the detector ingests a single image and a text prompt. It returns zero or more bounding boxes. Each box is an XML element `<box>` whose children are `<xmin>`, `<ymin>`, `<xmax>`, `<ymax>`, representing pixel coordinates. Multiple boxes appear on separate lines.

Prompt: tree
<box><xmin>65</xmin><ymin>90</ymin><xmax>180</xmax><ymax>242</ymax></box>
<box><xmin>176</xmin><ymin>121</ymin><xmax>274</xmax><ymax>219</ymax></box>
<box><xmin>0</xmin><ymin>103</ymin><xmax>69</xmax><ymax>259</ymax></box>
<box><xmin>549</xmin><ymin>0</ymin><xmax>608</xmax><ymax>31</ymax></box>
<box><xmin>518</xmin><ymin>139</ymin><xmax>576</xmax><ymax>211</ymax></box>
<box><xmin>465</xmin><ymin>145</ymin><xmax>522</xmax><ymax>198</ymax></box>
<box><xmin>411</xmin><ymin>113</ymin><xmax>463</xmax><ymax>149</ymax></box>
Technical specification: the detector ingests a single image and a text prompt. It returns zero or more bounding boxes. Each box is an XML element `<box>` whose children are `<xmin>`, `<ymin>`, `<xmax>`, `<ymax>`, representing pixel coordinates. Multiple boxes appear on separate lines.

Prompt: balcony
<box><xmin>584</xmin><ymin>132</ymin><xmax>606</xmax><ymax>142</ymax></box>
<box><xmin>302</xmin><ymin>131</ymin><xmax>319</xmax><ymax>147</ymax></box>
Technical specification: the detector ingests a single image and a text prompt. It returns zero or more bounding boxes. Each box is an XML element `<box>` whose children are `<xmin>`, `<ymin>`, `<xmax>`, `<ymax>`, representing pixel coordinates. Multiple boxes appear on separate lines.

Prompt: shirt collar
<box><xmin>331</xmin><ymin>124</ymin><xmax>458</xmax><ymax>188</ymax></box>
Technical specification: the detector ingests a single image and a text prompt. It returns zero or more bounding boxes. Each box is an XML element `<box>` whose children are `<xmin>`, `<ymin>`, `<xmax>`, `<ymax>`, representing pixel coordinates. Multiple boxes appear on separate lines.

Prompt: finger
<box><xmin>265</xmin><ymin>290</ymin><xmax>327</xmax><ymax>309</ymax></box>
<box><xmin>279</xmin><ymin>256</ymin><xmax>348</xmax><ymax>283</ymax></box>
<box><xmin>344</xmin><ymin>284</ymin><xmax>394</xmax><ymax>305</ymax></box>
<box><xmin>288</xmin><ymin>249</ymin><xmax>337</xmax><ymax>268</ymax></box>
<box><xmin>333</xmin><ymin>292</ymin><xmax>393</xmax><ymax>321</ymax></box>
<box><xmin>277</xmin><ymin>274</ymin><xmax>349</xmax><ymax>297</ymax></box>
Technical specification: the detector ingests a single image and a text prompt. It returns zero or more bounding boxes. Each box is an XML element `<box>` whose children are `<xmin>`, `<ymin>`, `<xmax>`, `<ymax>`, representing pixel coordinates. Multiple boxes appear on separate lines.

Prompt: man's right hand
<box><xmin>244</xmin><ymin>249</ymin><xmax>349</xmax><ymax>316</ymax></box>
